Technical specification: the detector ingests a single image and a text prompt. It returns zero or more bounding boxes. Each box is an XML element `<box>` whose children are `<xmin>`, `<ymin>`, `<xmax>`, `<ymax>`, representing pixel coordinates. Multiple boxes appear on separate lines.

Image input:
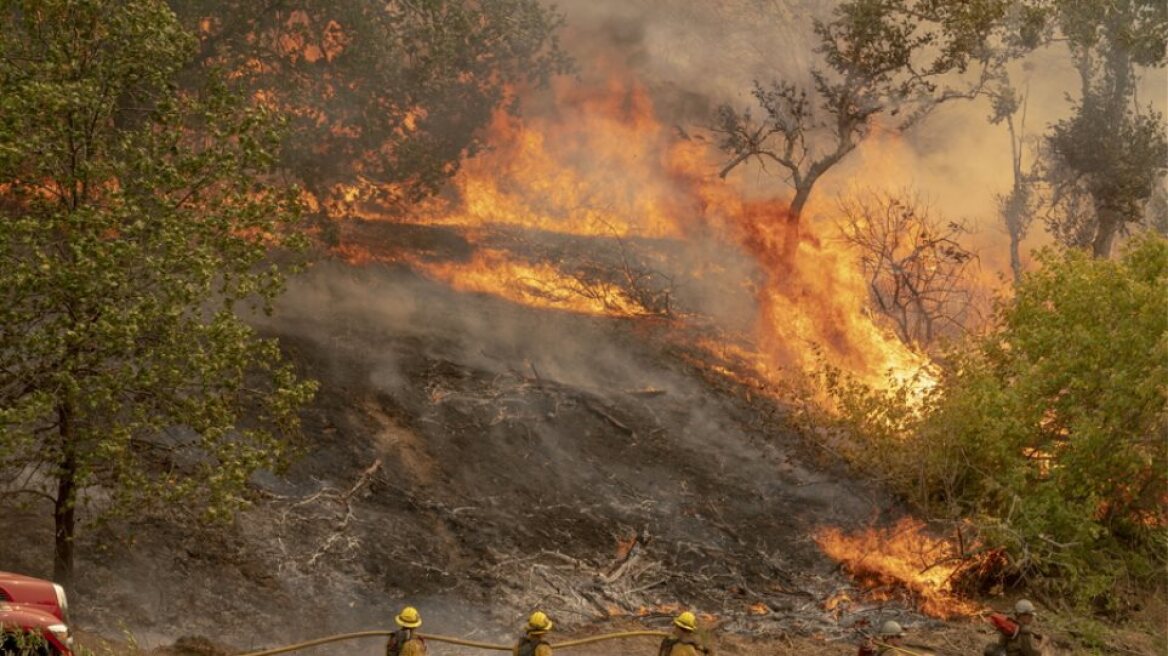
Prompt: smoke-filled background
<box><xmin>553</xmin><ymin>0</ymin><xmax>1165</xmax><ymax>274</ymax></box>
<box><xmin>2</xmin><ymin>1</ymin><xmax>1166</xmax><ymax>654</ymax></box>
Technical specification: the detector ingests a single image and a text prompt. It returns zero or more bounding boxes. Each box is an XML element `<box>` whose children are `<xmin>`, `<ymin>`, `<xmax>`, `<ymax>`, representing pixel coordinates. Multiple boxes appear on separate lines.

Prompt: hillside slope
<box><xmin>3</xmin><ymin>263</ymin><xmax>912</xmax><ymax>651</ymax></box>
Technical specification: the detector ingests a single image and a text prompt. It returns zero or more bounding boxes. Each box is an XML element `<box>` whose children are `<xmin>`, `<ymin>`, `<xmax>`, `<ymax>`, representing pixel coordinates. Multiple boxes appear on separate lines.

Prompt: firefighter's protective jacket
<box><xmin>386</xmin><ymin>629</ymin><xmax>426</xmax><ymax>656</ymax></box>
<box><xmin>1000</xmin><ymin>625</ymin><xmax>1044</xmax><ymax>656</ymax></box>
<box><xmin>514</xmin><ymin>635</ymin><xmax>552</xmax><ymax>656</ymax></box>
<box><xmin>659</xmin><ymin>634</ymin><xmax>709</xmax><ymax>656</ymax></box>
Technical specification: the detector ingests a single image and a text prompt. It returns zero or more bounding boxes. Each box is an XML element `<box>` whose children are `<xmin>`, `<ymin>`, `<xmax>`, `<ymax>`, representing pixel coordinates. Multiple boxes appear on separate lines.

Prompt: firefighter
<box><xmin>657</xmin><ymin>611</ymin><xmax>707</xmax><ymax>656</ymax></box>
<box><xmin>858</xmin><ymin>620</ymin><xmax>906</xmax><ymax>656</ymax></box>
<box><xmin>386</xmin><ymin>606</ymin><xmax>426</xmax><ymax>656</ymax></box>
<box><xmin>513</xmin><ymin>610</ymin><xmax>554</xmax><ymax>656</ymax></box>
<box><xmin>996</xmin><ymin>600</ymin><xmax>1045</xmax><ymax>656</ymax></box>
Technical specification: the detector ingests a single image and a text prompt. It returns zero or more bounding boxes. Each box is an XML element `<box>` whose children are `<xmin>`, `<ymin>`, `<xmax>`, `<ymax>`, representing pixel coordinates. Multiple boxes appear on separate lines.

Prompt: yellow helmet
<box><xmin>526</xmin><ymin>610</ymin><xmax>553</xmax><ymax>633</ymax></box>
<box><xmin>673</xmin><ymin>611</ymin><xmax>697</xmax><ymax>632</ymax></box>
<box><xmin>395</xmin><ymin>606</ymin><xmax>422</xmax><ymax>628</ymax></box>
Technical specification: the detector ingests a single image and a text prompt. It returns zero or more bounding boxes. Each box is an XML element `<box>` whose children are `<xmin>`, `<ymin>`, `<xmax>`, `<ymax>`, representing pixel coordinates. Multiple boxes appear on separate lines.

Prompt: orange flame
<box><xmin>418</xmin><ymin>250</ymin><xmax>651</xmax><ymax>317</ymax></box>
<box><xmin>631</xmin><ymin>604</ymin><xmax>717</xmax><ymax>624</ymax></box>
<box><xmin>815</xmin><ymin>518</ymin><xmax>980</xmax><ymax>619</ymax></box>
<box><xmin>335</xmin><ymin>68</ymin><xmax>936</xmax><ymax>393</ymax></box>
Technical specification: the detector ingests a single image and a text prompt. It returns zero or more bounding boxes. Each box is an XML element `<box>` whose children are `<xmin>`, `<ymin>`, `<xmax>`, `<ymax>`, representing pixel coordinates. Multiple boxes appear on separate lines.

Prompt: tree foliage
<box><xmin>167</xmin><ymin>0</ymin><xmax>571</xmax><ymax>223</ymax></box>
<box><xmin>824</xmin><ymin>236</ymin><xmax>1168</xmax><ymax>607</ymax></box>
<box><xmin>1041</xmin><ymin>0</ymin><xmax>1168</xmax><ymax>258</ymax></box>
<box><xmin>0</xmin><ymin>0</ymin><xmax>316</xmax><ymax>583</ymax></box>
<box><xmin>713</xmin><ymin>0</ymin><xmax>1023</xmax><ymax>262</ymax></box>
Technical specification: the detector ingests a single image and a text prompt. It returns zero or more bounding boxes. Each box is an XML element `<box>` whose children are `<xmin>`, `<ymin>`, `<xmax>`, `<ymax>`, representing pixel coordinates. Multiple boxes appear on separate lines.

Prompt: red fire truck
<box><xmin>0</xmin><ymin>572</ymin><xmax>72</xmax><ymax>655</ymax></box>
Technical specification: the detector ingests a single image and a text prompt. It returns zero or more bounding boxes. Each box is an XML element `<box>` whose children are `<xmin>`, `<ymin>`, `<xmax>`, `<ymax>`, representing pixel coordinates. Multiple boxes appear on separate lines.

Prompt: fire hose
<box><xmin>852</xmin><ymin>629</ymin><xmax>952</xmax><ymax>656</ymax></box>
<box><xmin>237</xmin><ymin>629</ymin><xmax>671</xmax><ymax>656</ymax></box>
<box><xmin>863</xmin><ymin>637</ymin><xmax>961</xmax><ymax>656</ymax></box>
<box><xmin>873</xmin><ymin>643</ymin><xmax>936</xmax><ymax>656</ymax></box>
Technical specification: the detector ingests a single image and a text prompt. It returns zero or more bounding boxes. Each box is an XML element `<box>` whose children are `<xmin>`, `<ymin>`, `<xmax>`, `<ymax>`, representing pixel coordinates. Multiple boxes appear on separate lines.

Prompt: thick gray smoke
<box><xmin>556</xmin><ymin>0</ymin><xmax>825</xmax><ymax>103</ymax></box>
<box><xmin>554</xmin><ymin>0</ymin><xmax>1168</xmax><ymax>277</ymax></box>
<box><xmin>268</xmin><ymin>264</ymin><xmax>681</xmax><ymax>395</ymax></box>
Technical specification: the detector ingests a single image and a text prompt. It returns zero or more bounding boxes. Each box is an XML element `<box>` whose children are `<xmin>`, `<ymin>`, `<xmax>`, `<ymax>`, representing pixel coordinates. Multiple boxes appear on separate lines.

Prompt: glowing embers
<box><xmin>814</xmin><ymin>518</ymin><xmax>991</xmax><ymax>619</ymax></box>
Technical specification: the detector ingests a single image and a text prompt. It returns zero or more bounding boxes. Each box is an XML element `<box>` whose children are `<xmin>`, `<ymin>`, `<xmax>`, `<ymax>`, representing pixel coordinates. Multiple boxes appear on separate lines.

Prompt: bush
<box><xmin>822</xmin><ymin>235</ymin><xmax>1168</xmax><ymax>609</ymax></box>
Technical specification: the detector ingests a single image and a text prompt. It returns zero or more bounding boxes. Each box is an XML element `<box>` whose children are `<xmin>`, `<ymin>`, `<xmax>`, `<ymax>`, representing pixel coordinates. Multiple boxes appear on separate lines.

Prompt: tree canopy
<box><xmin>714</xmin><ymin>0</ymin><xmax>1026</xmax><ymax>262</ymax></box>
<box><xmin>168</xmin><ymin>0</ymin><xmax>572</xmax><ymax>224</ymax></box>
<box><xmin>0</xmin><ymin>0</ymin><xmax>317</xmax><ymax>583</ymax></box>
<box><xmin>1038</xmin><ymin>0</ymin><xmax>1167</xmax><ymax>257</ymax></box>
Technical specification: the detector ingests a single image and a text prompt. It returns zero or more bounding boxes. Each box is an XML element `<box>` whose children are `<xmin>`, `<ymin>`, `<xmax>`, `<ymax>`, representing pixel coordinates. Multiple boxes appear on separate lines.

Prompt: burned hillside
<box><xmin>252</xmin><ymin>265</ymin><xmax>899</xmax><ymax>637</ymax></box>
<box><xmin>2</xmin><ymin>263</ymin><xmax>920</xmax><ymax>649</ymax></box>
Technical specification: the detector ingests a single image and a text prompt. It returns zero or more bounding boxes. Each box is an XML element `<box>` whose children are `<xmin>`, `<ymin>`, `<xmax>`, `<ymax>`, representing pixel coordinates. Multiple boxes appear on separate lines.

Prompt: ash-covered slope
<box><xmin>248</xmin><ymin>264</ymin><xmax>889</xmax><ymax>639</ymax></box>
<box><xmin>2</xmin><ymin>263</ymin><xmax>898</xmax><ymax>651</ymax></box>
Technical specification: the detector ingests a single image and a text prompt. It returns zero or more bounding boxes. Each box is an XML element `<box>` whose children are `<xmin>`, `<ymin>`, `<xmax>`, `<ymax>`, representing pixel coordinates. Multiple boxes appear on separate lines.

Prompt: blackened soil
<box><xmin>1</xmin><ymin>265</ymin><xmax>898</xmax><ymax>653</ymax></box>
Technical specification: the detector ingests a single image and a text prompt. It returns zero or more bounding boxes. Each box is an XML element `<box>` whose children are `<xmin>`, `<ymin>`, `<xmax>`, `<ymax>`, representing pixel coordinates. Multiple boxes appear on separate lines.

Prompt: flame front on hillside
<box><xmin>333</xmin><ymin>69</ymin><xmax>934</xmax><ymax>394</ymax></box>
<box><xmin>815</xmin><ymin>518</ymin><xmax>983</xmax><ymax>619</ymax></box>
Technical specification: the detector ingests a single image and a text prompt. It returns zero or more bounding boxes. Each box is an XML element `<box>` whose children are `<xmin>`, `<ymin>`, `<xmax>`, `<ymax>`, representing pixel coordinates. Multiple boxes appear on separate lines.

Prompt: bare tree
<box><xmin>989</xmin><ymin>80</ymin><xmax>1038</xmax><ymax>285</ymax></box>
<box><xmin>836</xmin><ymin>190</ymin><xmax>978</xmax><ymax>349</ymax></box>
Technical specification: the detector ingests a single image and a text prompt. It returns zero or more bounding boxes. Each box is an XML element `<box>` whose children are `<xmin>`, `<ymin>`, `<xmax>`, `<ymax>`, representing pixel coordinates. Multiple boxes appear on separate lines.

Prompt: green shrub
<box><xmin>820</xmin><ymin>235</ymin><xmax>1168</xmax><ymax>609</ymax></box>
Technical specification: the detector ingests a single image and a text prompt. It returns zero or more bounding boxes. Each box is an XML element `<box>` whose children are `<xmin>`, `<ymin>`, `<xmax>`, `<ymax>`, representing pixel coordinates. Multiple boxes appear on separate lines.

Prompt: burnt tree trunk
<box><xmin>1009</xmin><ymin>228</ymin><xmax>1023</xmax><ymax>284</ymax></box>
<box><xmin>1006</xmin><ymin>121</ymin><xmax>1025</xmax><ymax>285</ymax></box>
<box><xmin>784</xmin><ymin>185</ymin><xmax>813</xmax><ymax>264</ymax></box>
<box><xmin>53</xmin><ymin>401</ymin><xmax>78</xmax><ymax>586</ymax></box>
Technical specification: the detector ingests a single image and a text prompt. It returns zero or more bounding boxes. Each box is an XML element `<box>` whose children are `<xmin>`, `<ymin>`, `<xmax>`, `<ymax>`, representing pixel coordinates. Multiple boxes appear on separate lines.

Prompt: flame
<box><xmin>333</xmin><ymin>68</ymin><xmax>937</xmax><ymax>393</ymax></box>
<box><xmin>634</xmin><ymin>602</ymin><xmax>681</xmax><ymax>617</ymax></box>
<box><xmin>417</xmin><ymin>249</ymin><xmax>652</xmax><ymax>317</ymax></box>
<box><xmin>814</xmin><ymin>518</ymin><xmax>981</xmax><ymax>619</ymax></box>
<box><xmin>822</xmin><ymin>590</ymin><xmax>852</xmax><ymax>613</ymax></box>
<box><xmin>397</xmin><ymin>87</ymin><xmax>685</xmax><ymax>239</ymax></box>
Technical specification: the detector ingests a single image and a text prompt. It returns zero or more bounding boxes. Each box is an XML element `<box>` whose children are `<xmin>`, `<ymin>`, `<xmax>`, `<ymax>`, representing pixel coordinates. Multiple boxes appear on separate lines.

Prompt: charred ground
<box><xmin>3</xmin><ymin>262</ymin><xmax>920</xmax><ymax>651</ymax></box>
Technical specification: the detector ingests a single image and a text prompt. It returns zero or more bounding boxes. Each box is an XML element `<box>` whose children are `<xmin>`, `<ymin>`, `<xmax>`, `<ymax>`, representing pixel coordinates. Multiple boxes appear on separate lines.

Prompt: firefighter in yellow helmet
<box><xmin>657</xmin><ymin>611</ymin><xmax>708</xmax><ymax>656</ymax></box>
<box><xmin>513</xmin><ymin>611</ymin><xmax>554</xmax><ymax>656</ymax></box>
<box><xmin>386</xmin><ymin>606</ymin><xmax>426</xmax><ymax>656</ymax></box>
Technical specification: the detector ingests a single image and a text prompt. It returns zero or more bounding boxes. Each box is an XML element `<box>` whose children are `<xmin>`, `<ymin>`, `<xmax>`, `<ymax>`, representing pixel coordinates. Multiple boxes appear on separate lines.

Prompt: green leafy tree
<box><xmin>1043</xmin><ymin>0</ymin><xmax>1168</xmax><ymax>258</ymax></box>
<box><xmin>0</xmin><ymin>0</ymin><xmax>317</xmax><ymax>585</ymax></box>
<box><xmin>714</xmin><ymin>0</ymin><xmax>1029</xmax><ymax>262</ymax></box>
<box><xmin>167</xmin><ymin>0</ymin><xmax>571</xmax><ymax>228</ymax></box>
<box><xmin>826</xmin><ymin>235</ymin><xmax>1167</xmax><ymax>605</ymax></box>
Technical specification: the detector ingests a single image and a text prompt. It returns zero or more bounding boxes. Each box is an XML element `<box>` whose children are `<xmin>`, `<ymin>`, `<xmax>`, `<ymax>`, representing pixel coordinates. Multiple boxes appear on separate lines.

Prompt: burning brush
<box><xmin>815</xmin><ymin>518</ymin><xmax>1007</xmax><ymax>620</ymax></box>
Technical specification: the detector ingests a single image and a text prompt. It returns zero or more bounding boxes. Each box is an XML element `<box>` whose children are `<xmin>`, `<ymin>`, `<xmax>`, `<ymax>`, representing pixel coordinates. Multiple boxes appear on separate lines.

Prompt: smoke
<box><xmin>220</xmin><ymin>8</ymin><xmax>1168</xmax><ymax>645</ymax></box>
<box><xmin>301</xmin><ymin>1</ymin><xmax>1168</xmax><ymax>393</ymax></box>
<box><xmin>542</xmin><ymin>0</ymin><xmax>840</xmax><ymax>133</ymax></box>
<box><xmin>197</xmin><ymin>6</ymin><xmax>1168</xmax><ymax>650</ymax></box>
<box><xmin>552</xmin><ymin>0</ymin><xmax>1168</xmax><ymax>284</ymax></box>
<box><xmin>556</xmin><ymin>0</ymin><xmax>826</xmax><ymax>101</ymax></box>
<box><xmin>268</xmin><ymin>263</ymin><xmax>684</xmax><ymax>395</ymax></box>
